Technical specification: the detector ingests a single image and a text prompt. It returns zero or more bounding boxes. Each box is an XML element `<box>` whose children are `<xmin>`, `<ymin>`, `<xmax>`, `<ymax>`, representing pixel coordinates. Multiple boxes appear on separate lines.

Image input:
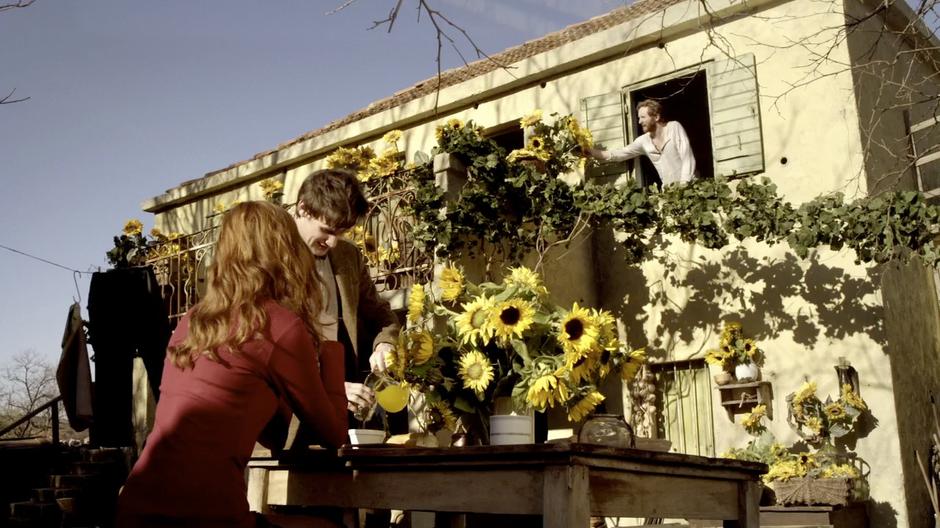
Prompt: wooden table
<box><xmin>252</xmin><ymin>443</ymin><xmax>766</xmax><ymax>528</ymax></box>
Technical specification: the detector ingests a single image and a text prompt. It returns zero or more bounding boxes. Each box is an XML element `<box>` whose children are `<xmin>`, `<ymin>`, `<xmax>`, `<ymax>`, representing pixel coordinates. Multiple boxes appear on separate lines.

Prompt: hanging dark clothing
<box><xmin>56</xmin><ymin>302</ymin><xmax>93</xmax><ymax>431</ymax></box>
<box><xmin>87</xmin><ymin>266</ymin><xmax>170</xmax><ymax>447</ymax></box>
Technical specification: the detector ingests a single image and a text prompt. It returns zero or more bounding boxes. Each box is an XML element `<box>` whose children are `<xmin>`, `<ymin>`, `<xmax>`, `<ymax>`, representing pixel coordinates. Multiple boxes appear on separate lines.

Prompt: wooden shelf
<box><xmin>716</xmin><ymin>381</ymin><xmax>773</xmax><ymax>420</ymax></box>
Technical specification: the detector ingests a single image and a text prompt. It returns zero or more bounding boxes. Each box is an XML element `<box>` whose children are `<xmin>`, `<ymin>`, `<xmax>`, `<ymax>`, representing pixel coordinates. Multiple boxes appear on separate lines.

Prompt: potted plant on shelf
<box><xmin>722</xmin><ymin>376</ymin><xmax>872</xmax><ymax>507</ymax></box>
<box><xmin>763</xmin><ymin>377</ymin><xmax>872</xmax><ymax>506</ymax></box>
<box><xmin>705</xmin><ymin>321</ymin><xmax>764</xmax><ymax>384</ymax></box>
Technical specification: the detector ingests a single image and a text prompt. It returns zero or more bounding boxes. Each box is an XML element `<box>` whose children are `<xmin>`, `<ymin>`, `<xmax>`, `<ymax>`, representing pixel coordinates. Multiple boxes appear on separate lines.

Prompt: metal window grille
<box><xmin>145</xmin><ymin>169</ymin><xmax>433</xmax><ymax>324</ymax></box>
<box><xmin>650</xmin><ymin>359</ymin><xmax>716</xmax><ymax>457</ymax></box>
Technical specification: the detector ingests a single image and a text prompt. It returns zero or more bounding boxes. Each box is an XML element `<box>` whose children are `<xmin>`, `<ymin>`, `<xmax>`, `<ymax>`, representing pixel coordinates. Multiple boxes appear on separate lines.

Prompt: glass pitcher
<box><xmin>579</xmin><ymin>414</ymin><xmax>635</xmax><ymax>448</ymax></box>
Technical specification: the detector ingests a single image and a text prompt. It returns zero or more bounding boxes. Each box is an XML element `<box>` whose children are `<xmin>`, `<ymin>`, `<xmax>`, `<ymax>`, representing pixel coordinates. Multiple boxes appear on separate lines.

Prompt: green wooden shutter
<box><xmin>581</xmin><ymin>91</ymin><xmax>629</xmax><ymax>180</ymax></box>
<box><xmin>706</xmin><ymin>54</ymin><xmax>765</xmax><ymax>177</ymax></box>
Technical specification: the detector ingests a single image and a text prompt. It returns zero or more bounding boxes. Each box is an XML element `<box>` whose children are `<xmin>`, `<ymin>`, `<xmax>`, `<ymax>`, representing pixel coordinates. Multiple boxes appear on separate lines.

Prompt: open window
<box><xmin>582</xmin><ymin>54</ymin><xmax>765</xmax><ymax>186</ymax></box>
<box><xmin>907</xmin><ymin>113</ymin><xmax>940</xmax><ymax>203</ymax></box>
<box><xmin>484</xmin><ymin>121</ymin><xmax>525</xmax><ymax>153</ymax></box>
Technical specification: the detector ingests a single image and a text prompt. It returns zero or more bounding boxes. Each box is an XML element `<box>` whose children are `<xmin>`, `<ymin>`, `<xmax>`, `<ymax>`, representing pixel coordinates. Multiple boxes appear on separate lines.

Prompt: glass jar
<box><xmin>578</xmin><ymin>414</ymin><xmax>635</xmax><ymax>448</ymax></box>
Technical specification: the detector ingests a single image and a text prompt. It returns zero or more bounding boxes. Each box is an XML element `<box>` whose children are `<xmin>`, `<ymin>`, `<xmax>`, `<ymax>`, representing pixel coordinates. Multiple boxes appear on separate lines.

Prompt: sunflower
<box><xmin>368</xmin><ymin>148</ymin><xmax>402</xmax><ymax>177</ymax></box>
<box><xmin>507</xmin><ymin>148</ymin><xmax>538</xmax><ymax>163</ymax></box>
<box><xmin>410</xmin><ymin>331</ymin><xmax>434</xmax><ymax>365</ymax></box>
<box><xmin>123</xmin><ymin>219</ymin><xmax>143</xmax><ymax>236</ymax></box>
<box><xmin>389</xmin><ymin>341</ymin><xmax>409</xmax><ymax>379</ymax></box>
<box><xmin>804</xmin><ymin>416</ymin><xmax>824</xmax><ymax>435</ymax></box>
<box><xmin>565</xmin><ymin>116</ymin><xmax>594</xmax><ymax>149</ymax></box>
<box><xmin>742</xmin><ymin>339</ymin><xmax>758</xmax><ymax>359</ymax></box>
<box><xmin>439</xmin><ymin>266</ymin><xmax>465</xmax><ymax>301</ymax></box>
<box><xmin>382</xmin><ymin>129</ymin><xmax>402</xmax><ymax>144</ymax></box>
<box><xmin>742</xmin><ymin>404</ymin><xmax>767</xmax><ymax>434</ymax></box>
<box><xmin>504</xmin><ymin>266</ymin><xmax>548</xmax><ymax>296</ymax></box>
<box><xmin>458</xmin><ymin>350</ymin><xmax>495</xmax><ymax>395</ymax></box>
<box><xmin>490</xmin><ymin>299</ymin><xmax>535</xmax><ymax>343</ymax></box>
<box><xmin>791</xmin><ymin>381</ymin><xmax>817</xmax><ymax>405</ymax></box>
<box><xmin>621</xmin><ymin>349</ymin><xmax>647</xmax><ymax>380</ymax></box>
<box><xmin>527</xmin><ymin>135</ymin><xmax>546</xmax><ymax>151</ymax></box>
<box><xmin>824</xmin><ymin>401</ymin><xmax>847</xmax><ymax>421</ymax></box>
<box><xmin>519</xmin><ymin>109</ymin><xmax>543</xmax><ymax>128</ymax></box>
<box><xmin>435</xmin><ymin>118</ymin><xmax>464</xmax><ymax>141</ymax></box>
<box><xmin>820</xmin><ymin>464</ymin><xmax>860</xmax><ymax>479</ymax></box>
<box><xmin>841</xmin><ymin>384</ymin><xmax>867</xmax><ymax>410</ymax></box>
<box><xmin>592</xmin><ymin>309</ymin><xmax>617</xmax><ymax>346</ymax></box>
<box><xmin>765</xmin><ymin>460</ymin><xmax>805</xmax><ymax>482</ymax></box>
<box><xmin>455</xmin><ymin>295</ymin><xmax>495</xmax><ymax>345</ymax></box>
<box><xmin>407</xmin><ymin>286</ymin><xmax>426</xmax><ymax>324</ymax></box>
<box><xmin>258</xmin><ymin>178</ymin><xmax>284</xmax><ymax>198</ymax></box>
<box><xmin>567</xmin><ymin>391</ymin><xmax>605</xmax><ymax>422</ymax></box>
<box><xmin>526</xmin><ymin>373</ymin><xmax>562</xmax><ymax>410</ymax></box>
<box><xmin>566</xmin><ymin>353</ymin><xmax>598</xmax><ymax>385</ymax></box>
<box><xmin>425</xmin><ymin>400</ymin><xmax>458</xmax><ymax>432</ymax></box>
<box><xmin>558</xmin><ymin>303</ymin><xmax>600</xmax><ymax>358</ymax></box>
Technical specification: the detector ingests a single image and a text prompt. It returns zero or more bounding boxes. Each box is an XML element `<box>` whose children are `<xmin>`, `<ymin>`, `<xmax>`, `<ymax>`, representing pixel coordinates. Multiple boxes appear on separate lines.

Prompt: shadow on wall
<box><xmin>596</xmin><ymin>235</ymin><xmax>886</xmax><ymax>354</ymax></box>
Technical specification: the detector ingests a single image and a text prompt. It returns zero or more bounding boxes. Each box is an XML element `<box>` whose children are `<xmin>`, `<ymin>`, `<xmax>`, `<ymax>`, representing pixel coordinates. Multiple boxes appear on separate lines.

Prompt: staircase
<box><xmin>6</xmin><ymin>446</ymin><xmax>129</xmax><ymax>528</ymax></box>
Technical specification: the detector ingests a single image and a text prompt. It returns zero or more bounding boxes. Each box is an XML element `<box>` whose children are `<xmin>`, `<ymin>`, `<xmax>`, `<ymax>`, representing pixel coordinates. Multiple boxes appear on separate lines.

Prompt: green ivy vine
<box><xmin>395</xmin><ymin>118</ymin><xmax>940</xmax><ymax>269</ymax></box>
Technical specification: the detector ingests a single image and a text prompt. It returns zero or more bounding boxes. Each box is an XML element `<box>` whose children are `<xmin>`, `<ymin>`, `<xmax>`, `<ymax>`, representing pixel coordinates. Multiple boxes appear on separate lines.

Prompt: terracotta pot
<box><xmin>713</xmin><ymin>371</ymin><xmax>734</xmax><ymax>386</ymax></box>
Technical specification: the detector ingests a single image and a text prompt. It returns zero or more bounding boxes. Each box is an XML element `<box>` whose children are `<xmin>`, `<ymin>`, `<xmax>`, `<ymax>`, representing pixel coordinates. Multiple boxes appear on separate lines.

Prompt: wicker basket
<box><xmin>771</xmin><ymin>477</ymin><xmax>853</xmax><ymax>506</ymax></box>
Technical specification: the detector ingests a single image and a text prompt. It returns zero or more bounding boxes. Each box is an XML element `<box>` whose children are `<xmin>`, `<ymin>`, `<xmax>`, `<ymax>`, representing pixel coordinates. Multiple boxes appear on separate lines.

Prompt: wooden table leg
<box><xmin>724</xmin><ymin>480</ymin><xmax>760</xmax><ymax>528</ymax></box>
<box><xmin>543</xmin><ymin>465</ymin><xmax>590</xmax><ymax>528</ymax></box>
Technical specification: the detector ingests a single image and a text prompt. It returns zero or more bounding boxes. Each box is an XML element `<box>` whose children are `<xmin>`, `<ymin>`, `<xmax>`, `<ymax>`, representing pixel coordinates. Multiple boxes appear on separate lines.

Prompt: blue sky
<box><xmin>0</xmin><ymin>1</ymin><xmax>623</xmax><ymax>367</ymax></box>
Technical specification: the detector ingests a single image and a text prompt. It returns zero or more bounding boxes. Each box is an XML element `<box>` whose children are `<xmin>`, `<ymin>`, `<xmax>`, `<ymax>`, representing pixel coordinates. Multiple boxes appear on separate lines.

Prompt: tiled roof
<box><xmin>206</xmin><ymin>0</ymin><xmax>682</xmax><ymax>178</ymax></box>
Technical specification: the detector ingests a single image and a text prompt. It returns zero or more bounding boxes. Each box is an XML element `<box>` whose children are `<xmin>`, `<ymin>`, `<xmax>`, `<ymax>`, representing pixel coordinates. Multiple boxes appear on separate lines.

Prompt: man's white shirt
<box><xmin>603</xmin><ymin>120</ymin><xmax>697</xmax><ymax>186</ymax></box>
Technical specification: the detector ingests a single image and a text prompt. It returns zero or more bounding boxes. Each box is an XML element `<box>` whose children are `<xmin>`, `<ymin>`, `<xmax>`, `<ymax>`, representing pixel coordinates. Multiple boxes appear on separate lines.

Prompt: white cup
<box><xmin>348</xmin><ymin>428</ymin><xmax>386</xmax><ymax>446</ymax></box>
<box><xmin>489</xmin><ymin>415</ymin><xmax>535</xmax><ymax>445</ymax></box>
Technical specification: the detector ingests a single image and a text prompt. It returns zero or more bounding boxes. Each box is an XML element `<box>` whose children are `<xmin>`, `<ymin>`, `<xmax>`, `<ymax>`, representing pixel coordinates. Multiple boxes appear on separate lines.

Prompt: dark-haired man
<box><xmin>293</xmin><ymin>168</ymin><xmax>400</xmax><ymax>419</ymax></box>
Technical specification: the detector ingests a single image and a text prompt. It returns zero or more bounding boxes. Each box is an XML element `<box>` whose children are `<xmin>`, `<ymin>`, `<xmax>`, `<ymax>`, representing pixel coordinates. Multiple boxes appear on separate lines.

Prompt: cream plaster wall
<box><xmin>141</xmin><ymin>0</ymin><xmax>933</xmax><ymax>524</ymax></box>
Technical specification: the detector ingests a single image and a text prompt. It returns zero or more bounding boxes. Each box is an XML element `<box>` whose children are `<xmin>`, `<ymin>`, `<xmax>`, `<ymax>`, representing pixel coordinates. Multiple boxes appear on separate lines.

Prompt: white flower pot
<box><xmin>348</xmin><ymin>428</ymin><xmax>385</xmax><ymax>446</ymax></box>
<box><xmin>734</xmin><ymin>362</ymin><xmax>760</xmax><ymax>382</ymax></box>
<box><xmin>489</xmin><ymin>414</ymin><xmax>535</xmax><ymax>445</ymax></box>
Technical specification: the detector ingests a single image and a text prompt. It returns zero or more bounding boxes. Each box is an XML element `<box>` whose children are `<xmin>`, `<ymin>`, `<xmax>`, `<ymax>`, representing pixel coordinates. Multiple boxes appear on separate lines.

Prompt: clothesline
<box><xmin>0</xmin><ymin>243</ymin><xmax>94</xmax><ymax>275</ymax></box>
<box><xmin>0</xmin><ymin>243</ymin><xmax>97</xmax><ymax>303</ymax></box>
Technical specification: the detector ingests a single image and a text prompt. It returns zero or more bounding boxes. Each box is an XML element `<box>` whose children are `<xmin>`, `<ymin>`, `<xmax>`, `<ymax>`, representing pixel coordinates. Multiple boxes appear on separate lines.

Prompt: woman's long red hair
<box><xmin>169</xmin><ymin>201</ymin><xmax>323</xmax><ymax>369</ymax></box>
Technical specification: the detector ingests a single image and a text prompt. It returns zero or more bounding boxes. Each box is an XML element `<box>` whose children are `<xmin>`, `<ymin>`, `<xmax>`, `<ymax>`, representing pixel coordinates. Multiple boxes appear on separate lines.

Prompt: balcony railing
<box><xmin>145</xmin><ymin>169</ymin><xmax>433</xmax><ymax>323</ymax></box>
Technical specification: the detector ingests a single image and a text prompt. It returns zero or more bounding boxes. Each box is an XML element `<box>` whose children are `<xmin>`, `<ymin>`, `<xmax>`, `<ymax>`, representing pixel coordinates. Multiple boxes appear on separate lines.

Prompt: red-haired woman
<box><xmin>116</xmin><ymin>201</ymin><xmax>347</xmax><ymax>527</ymax></box>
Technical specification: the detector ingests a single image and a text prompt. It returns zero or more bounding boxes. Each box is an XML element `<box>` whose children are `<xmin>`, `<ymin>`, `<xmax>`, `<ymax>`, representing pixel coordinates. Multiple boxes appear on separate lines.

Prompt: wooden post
<box><xmin>724</xmin><ymin>479</ymin><xmax>760</xmax><ymax>527</ymax></box>
<box><xmin>543</xmin><ymin>465</ymin><xmax>590</xmax><ymax>528</ymax></box>
<box><xmin>51</xmin><ymin>400</ymin><xmax>59</xmax><ymax>445</ymax></box>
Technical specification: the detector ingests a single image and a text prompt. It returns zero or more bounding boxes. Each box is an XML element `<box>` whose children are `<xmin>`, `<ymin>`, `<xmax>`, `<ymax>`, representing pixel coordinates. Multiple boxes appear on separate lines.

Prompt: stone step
<box><xmin>32</xmin><ymin>486</ymin><xmax>80</xmax><ymax>502</ymax></box>
<box><xmin>49</xmin><ymin>473</ymin><xmax>99</xmax><ymax>489</ymax></box>
<box><xmin>82</xmin><ymin>447</ymin><xmax>127</xmax><ymax>464</ymax></box>
<box><xmin>8</xmin><ymin>500</ymin><xmax>61</xmax><ymax>522</ymax></box>
<box><xmin>71</xmin><ymin>459</ymin><xmax>121</xmax><ymax>476</ymax></box>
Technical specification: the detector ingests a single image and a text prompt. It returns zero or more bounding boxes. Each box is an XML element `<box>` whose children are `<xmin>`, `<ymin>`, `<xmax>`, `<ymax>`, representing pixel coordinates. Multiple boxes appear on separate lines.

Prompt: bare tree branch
<box><xmin>0</xmin><ymin>88</ymin><xmax>29</xmax><ymax>105</ymax></box>
<box><xmin>1</xmin><ymin>1</ymin><xmax>35</xmax><ymax>104</ymax></box>
<box><xmin>0</xmin><ymin>350</ymin><xmax>58</xmax><ymax>439</ymax></box>
<box><xmin>0</xmin><ymin>0</ymin><xmax>35</xmax><ymax>13</ymax></box>
<box><xmin>336</xmin><ymin>0</ymin><xmax>514</xmax><ymax>112</ymax></box>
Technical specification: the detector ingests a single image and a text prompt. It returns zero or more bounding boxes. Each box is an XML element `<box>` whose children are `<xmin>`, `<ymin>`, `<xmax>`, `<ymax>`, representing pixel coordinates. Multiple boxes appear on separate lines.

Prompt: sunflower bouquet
<box><xmin>381</xmin><ymin>265</ymin><xmax>646</xmax><ymax>434</ymax></box>
<box><xmin>325</xmin><ymin>129</ymin><xmax>406</xmax><ymax>184</ymax></box>
<box><xmin>507</xmin><ymin>109</ymin><xmax>595</xmax><ymax>176</ymax></box>
<box><xmin>786</xmin><ymin>380</ymin><xmax>868</xmax><ymax>446</ymax></box>
<box><xmin>107</xmin><ymin>219</ymin><xmax>185</xmax><ymax>268</ymax></box>
<box><xmin>705</xmin><ymin>321</ymin><xmax>764</xmax><ymax>371</ymax></box>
